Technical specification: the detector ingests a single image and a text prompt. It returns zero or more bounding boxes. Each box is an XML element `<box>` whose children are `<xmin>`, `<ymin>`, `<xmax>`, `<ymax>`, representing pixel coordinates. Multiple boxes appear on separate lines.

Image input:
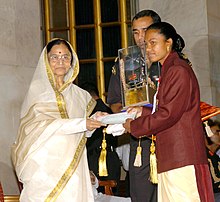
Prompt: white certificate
<box><xmin>99</xmin><ymin>112</ymin><xmax>136</xmax><ymax>125</ymax></box>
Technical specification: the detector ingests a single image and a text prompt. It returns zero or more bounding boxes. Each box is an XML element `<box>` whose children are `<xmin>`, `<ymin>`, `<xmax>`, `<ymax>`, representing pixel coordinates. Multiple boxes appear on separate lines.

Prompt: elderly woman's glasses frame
<box><xmin>49</xmin><ymin>54</ymin><xmax>71</xmax><ymax>63</ymax></box>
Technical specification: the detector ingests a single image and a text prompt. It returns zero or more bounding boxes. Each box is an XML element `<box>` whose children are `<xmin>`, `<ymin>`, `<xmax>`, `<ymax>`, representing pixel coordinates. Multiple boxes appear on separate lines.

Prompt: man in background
<box><xmin>107</xmin><ymin>10</ymin><xmax>161</xmax><ymax>202</ymax></box>
<box><xmin>204</xmin><ymin>119</ymin><xmax>220</xmax><ymax>201</ymax></box>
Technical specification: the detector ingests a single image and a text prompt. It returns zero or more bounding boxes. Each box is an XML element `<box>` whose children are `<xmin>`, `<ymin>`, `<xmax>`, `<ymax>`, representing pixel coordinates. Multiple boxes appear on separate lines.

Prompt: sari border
<box><xmin>45</xmin><ymin>135</ymin><xmax>86</xmax><ymax>202</ymax></box>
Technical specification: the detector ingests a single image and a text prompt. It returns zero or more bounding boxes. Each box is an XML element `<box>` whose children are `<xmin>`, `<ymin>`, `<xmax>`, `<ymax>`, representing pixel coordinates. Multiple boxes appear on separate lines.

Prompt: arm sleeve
<box><xmin>53</xmin><ymin>118</ymin><xmax>98</xmax><ymax>137</ymax></box>
<box><xmin>107</xmin><ymin>61</ymin><xmax>122</xmax><ymax>104</ymax></box>
<box><xmin>51</xmin><ymin>118</ymin><xmax>87</xmax><ymax>134</ymax></box>
<box><xmin>131</xmin><ymin>66</ymin><xmax>191</xmax><ymax>138</ymax></box>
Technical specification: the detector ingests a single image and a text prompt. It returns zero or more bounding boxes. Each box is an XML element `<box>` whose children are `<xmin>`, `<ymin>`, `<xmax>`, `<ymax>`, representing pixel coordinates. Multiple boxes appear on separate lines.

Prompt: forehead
<box><xmin>132</xmin><ymin>16</ymin><xmax>154</xmax><ymax>30</ymax></box>
<box><xmin>145</xmin><ymin>29</ymin><xmax>162</xmax><ymax>40</ymax></box>
<box><xmin>49</xmin><ymin>43</ymin><xmax>70</xmax><ymax>54</ymax></box>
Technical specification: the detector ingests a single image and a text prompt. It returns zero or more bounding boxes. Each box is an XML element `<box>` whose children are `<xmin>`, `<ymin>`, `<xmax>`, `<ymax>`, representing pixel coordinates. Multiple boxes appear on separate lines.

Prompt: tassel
<box><xmin>134</xmin><ymin>138</ymin><xmax>142</xmax><ymax>167</ymax></box>
<box><xmin>150</xmin><ymin>135</ymin><xmax>158</xmax><ymax>184</ymax></box>
<box><xmin>204</xmin><ymin>121</ymin><xmax>214</xmax><ymax>137</ymax></box>
<box><xmin>98</xmin><ymin>128</ymin><xmax>108</xmax><ymax>176</ymax></box>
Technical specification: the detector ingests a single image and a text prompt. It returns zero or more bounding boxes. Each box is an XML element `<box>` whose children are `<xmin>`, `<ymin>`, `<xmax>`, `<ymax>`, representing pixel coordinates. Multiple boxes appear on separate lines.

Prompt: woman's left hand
<box><xmin>126</xmin><ymin>106</ymin><xmax>143</xmax><ymax>118</ymax></box>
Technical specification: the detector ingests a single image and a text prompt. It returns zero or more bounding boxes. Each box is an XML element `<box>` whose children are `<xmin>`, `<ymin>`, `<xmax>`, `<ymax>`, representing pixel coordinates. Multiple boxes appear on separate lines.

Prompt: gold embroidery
<box><xmin>112</xmin><ymin>66</ymin><xmax>116</xmax><ymax>75</ymax></box>
<box><xmin>12</xmin><ymin>103</ymin><xmax>58</xmax><ymax>168</ymax></box>
<box><xmin>86</xmin><ymin>98</ymin><xmax>96</xmax><ymax>117</ymax></box>
<box><xmin>45</xmin><ymin>54</ymin><xmax>69</xmax><ymax>119</ymax></box>
<box><xmin>45</xmin><ymin>136</ymin><xmax>86</xmax><ymax>202</ymax></box>
<box><xmin>44</xmin><ymin>95</ymin><xmax>95</xmax><ymax>201</ymax></box>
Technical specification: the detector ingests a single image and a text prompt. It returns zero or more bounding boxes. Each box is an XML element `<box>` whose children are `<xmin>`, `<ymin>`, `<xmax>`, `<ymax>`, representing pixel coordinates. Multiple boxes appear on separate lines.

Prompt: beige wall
<box><xmin>0</xmin><ymin>0</ymin><xmax>42</xmax><ymax>194</ymax></box>
<box><xmin>138</xmin><ymin>0</ymin><xmax>220</xmax><ymax>119</ymax></box>
<box><xmin>207</xmin><ymin>0</ymin><xmax>220</xmax><ymax>119</ymax></box>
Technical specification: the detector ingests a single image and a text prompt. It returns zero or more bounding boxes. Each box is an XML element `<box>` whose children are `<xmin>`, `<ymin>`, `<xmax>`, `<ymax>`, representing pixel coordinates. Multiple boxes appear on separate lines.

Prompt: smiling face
<box><xmin>47</xmin><ymin>43</ymin><xmax>72</xmax><ymax>79</ymax></box>
<box><xmin>145</xmin><ymin>29</ymin><xmax>172</xmax><ymax>65</ymax></box>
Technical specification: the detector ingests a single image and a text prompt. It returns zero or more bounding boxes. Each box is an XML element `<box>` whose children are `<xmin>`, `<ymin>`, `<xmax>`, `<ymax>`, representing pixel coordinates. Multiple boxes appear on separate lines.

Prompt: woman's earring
<box><xmin>167</xmin><ymin>46</ymin><xmax>170</xmax><ymax>52</ymax></box>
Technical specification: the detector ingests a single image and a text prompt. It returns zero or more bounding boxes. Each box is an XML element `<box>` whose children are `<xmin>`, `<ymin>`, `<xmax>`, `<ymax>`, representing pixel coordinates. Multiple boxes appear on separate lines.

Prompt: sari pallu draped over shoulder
<box><xmin>12</xmin><ymin>39</ymin><xmax>96</xmax><ymax>202</ymax></box>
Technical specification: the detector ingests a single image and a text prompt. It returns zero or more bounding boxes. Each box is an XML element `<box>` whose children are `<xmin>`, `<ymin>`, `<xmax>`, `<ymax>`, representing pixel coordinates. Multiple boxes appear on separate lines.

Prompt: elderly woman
<box><xmin>12</xmin><ymin>38</ymin><xmax>105</xmax><ymax>201</ymax></box>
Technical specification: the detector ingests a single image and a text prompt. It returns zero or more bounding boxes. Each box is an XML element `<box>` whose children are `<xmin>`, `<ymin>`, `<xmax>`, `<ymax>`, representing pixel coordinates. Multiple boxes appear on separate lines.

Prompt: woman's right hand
<box><xmin>86</xmin><ymin>118</ymin><xmax>105</xmax><ymax>131</ymax></box>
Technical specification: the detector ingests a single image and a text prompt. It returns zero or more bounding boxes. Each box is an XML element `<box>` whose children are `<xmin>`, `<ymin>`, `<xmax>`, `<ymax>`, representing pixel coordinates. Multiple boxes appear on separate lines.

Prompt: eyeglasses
<box><xmin>49</xmin><ymin>54</ymin><xmax>71</xmax><ymax>63</ymax></box>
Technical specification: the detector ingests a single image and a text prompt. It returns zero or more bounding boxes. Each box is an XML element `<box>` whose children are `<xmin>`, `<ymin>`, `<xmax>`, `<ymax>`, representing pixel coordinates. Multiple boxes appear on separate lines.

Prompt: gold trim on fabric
<box><xmin>87</xmin><ymin>98</ymin><xmax>96</xmax><ymax>117</ymax></box>
<box><xmin>45</xmin><ymin>97</ymin><xmax>95</xmax><ymax>200</ymax></box>
<box><xmin>44</xmin><ymin>54</ymin><xmax>69</xmax><ymax>119</ymax></box>
<box><xmin>12</xmin><ymin>103</ymin><xmax>58</xmax><ymax>168</ymax></box>
<box><xmin>55</xmin><ymin>91</ymin><xmax>69</xmax><ymax>119</ymax></box>
<box><xmin>45</xmin><ymin>135</ymin><xmax>86</xmax><ymax>202</ymax></box>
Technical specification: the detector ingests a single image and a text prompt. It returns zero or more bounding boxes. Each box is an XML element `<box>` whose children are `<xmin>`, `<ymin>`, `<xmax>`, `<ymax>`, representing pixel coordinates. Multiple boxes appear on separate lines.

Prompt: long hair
<box><xmin>147</xmin><ymin>22</ymin><xmax>192</xmax><ymax>66</ymax></box>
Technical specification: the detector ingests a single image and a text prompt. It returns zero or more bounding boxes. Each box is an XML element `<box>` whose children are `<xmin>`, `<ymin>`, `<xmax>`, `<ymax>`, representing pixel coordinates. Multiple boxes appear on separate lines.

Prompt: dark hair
<box><xmin>207</xmin><ymin>119</ymin><xmax>220</xmax><ymax>128</ymax></box>
<box><xmin>147</xmin><ymin>22</ymin><xmax>192</xmax><ymax>66</ymax></box>
<box><xmin>132</xmin><ymin>10</ymin><xmax>161</xmax><ymax>24</ymax></box>
<box><xmin>46</xmin><ymin>38</ymin><xmax>73</xmax><ymax>64</ymax></box>
<box><xmin>80</xmin><ymin>82</ymin><xmax>99</xmax><ymax>97</ymax></box>
<box><xmin>147</xmin><ymin>22</ymin><xmax>184</xmax><ymax>52</ymax></box>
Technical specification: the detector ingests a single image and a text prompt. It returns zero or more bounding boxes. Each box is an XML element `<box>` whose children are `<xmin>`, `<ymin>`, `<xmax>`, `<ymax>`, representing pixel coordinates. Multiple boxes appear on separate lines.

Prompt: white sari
<box><xmin>12</xmin><ymin>39</ymin><xmax>96</xmax><ymax>202</ymax></box>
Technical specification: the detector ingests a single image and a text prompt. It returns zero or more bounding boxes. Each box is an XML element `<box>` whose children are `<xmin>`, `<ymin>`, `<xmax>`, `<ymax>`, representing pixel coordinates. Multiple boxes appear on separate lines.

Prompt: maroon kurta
<box><xmin>130</xmin><ymin>51</ymin><xmax>208</xmax><ymax>173</ymax></box>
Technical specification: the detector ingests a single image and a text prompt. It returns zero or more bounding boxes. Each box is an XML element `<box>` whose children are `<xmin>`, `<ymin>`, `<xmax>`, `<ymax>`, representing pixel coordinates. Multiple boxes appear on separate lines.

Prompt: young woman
<box><xmin>12</xmin><ymin>38</ymin><xmax>106</xmax><ymax>201</ymax></box>
<box><xmin>123</xmin><ymin>22</ymin><xmax>214</xmax><ymax>201</ymax></box>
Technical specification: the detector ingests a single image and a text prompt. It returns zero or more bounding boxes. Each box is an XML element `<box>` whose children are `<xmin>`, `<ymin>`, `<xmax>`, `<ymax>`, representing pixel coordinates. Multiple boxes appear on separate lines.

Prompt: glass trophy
<box><xmin>118</xmin><ymin>44</ymin><xmax>160</xmax><ymax>109</ymax></box>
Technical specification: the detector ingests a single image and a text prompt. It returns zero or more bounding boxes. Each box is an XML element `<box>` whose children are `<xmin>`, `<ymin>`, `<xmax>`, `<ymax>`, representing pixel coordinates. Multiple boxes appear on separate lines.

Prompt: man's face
<box><xmin>132</xmin><ymin>16</ymin><xmax>154</xmax><ymax>48</ymax></box>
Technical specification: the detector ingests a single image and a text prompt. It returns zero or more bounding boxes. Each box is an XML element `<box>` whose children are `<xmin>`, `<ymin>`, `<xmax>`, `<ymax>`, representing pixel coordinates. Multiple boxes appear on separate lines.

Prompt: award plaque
<box><xmin>118</xmin><ymin>45</ymin><xmax>160</xmax><ymax>108</ymax></box>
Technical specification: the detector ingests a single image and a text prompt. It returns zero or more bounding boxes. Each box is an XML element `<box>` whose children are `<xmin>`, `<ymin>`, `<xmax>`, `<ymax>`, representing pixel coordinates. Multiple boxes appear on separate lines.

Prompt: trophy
<box><xmin>118</xmin><ymin>45</ymin><xmax>160</xmax><ymax>109</ymax></box>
